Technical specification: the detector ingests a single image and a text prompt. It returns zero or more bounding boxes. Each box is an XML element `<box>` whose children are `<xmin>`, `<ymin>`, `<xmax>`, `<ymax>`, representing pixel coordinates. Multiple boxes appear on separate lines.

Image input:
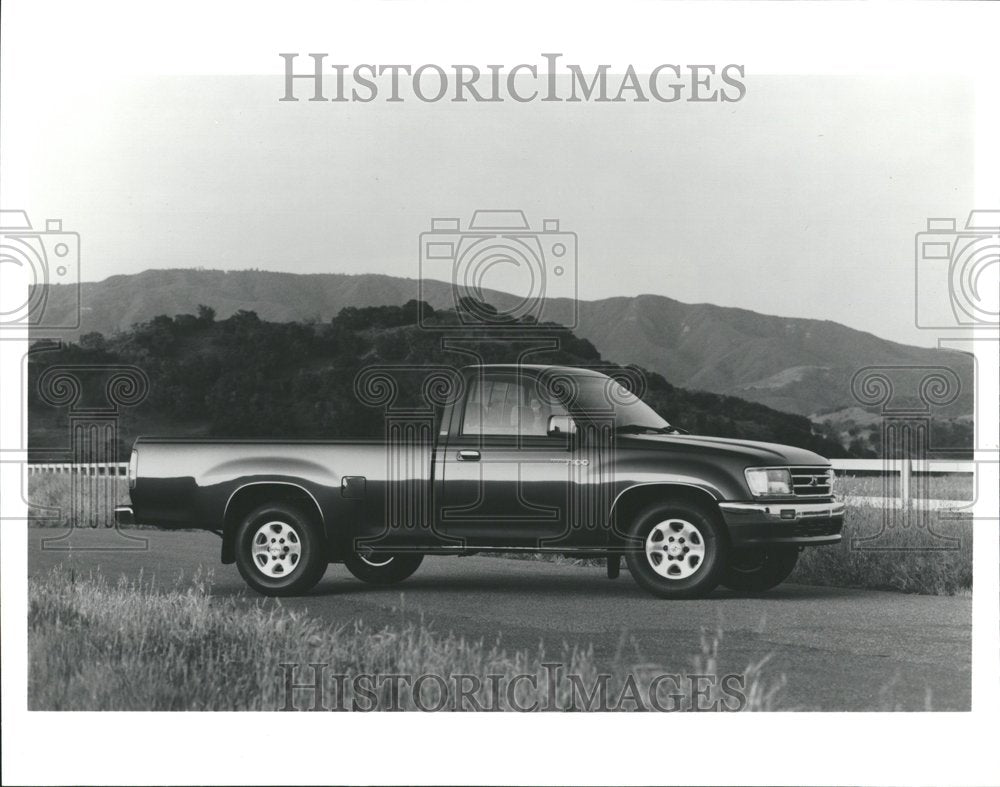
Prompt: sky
<box><xmin>1</xmin><ymin>73</ymin><xmax>976</xmax><ymax>347</ymax></box>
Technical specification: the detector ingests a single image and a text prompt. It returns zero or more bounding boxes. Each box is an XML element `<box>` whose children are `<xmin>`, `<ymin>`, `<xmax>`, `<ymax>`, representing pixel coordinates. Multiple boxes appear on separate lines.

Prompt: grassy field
<box><xmin>28</xmin><ymin>568</ymin><xmax>783</xmax><ymax>711</ymax></box>
<box><xmin>28</xmin><ymin>474</ymin><xmax>129</xmax><ymax>529</ymax></box>
<box><xmin>790</xmin><ymin>498</ymin><xmax>972</xmax><ymax>595</ymax></box>
<box><xmin>27</xmin><ymin>474</ymin><xmax>964</xmax><ymax>712</ymax></box>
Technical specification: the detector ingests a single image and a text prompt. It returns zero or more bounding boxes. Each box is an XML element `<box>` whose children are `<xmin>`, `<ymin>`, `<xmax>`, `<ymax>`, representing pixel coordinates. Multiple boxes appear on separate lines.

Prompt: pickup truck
<box><xmin>116</xmin><ymin>363</ymin><xmax>844</xmax><ymax>598</ymax></box>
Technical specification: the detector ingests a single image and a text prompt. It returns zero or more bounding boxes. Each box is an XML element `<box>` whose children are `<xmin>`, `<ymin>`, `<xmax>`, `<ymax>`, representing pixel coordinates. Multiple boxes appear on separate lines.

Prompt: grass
<box><xmin>29</xmin><ymin>568</ymin><xmax>783</xmax><ymax>711</ymax></box>
<box><xmin>27</xmin><ymin>473</ymin><xmax>129</xmax><ymax>529</ymax></box>
<box><xmin>790</xmin><ymin>499</ymin><xmax>972</xmax><ymax>595</ymax></box>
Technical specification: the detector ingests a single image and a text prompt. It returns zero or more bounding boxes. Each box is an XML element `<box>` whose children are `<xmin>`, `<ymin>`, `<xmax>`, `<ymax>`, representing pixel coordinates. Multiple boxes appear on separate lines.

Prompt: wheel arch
<box><xmin>222</xmin><ymin>481</ymin><xmax>325</xmax><ymax>564</ymax></box>
<box><xmin>607</xmin><ymin>482</ymin><xmax>726</xmax><ymax>545</ymax></box>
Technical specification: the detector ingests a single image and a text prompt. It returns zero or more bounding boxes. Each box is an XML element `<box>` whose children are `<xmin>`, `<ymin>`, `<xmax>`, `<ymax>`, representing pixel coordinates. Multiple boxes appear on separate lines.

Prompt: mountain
<box><xmin>35</xmin><ymin>268</ymin><xmax>973</xmax><ymax>417</ymax></box>
<box><xmin>572</xmin><ymin>295</ymin><xmax>973</xmax><ymax>418</ymax></box>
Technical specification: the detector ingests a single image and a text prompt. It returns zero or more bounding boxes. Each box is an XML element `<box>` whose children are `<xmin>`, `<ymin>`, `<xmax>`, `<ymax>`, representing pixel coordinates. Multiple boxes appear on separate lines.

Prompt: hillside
<box><xmin>28</xmin><ymin>301</ymin><xmax>862</xmax><ymax>461</ymax></box>
<box><xmin>36</xmin><ymin>268</ymin><xmax>974</xmax><ymax>417</ymax></box>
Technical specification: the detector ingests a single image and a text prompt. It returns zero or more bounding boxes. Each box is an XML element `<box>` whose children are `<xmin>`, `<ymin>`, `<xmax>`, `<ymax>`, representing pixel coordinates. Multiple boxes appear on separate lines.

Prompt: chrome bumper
<box><xmin>718</xmin><ymin>499</ymin><xmax>845</xmax><ymax>522</ymax></box>
<box><xmin>718</xmin><ymin>499</ymin><xmax>844</xmax><ymax>546</ymax></box>
<box><xmin>114</xmin><ymin>505</ymin><xmax>134</xmax><ymax>526</ymax></box>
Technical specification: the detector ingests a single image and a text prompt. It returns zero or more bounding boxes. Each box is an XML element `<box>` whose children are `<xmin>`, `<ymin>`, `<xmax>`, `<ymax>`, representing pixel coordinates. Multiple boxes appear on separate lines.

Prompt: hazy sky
<box><xmin>2</xmin><ymin>74</ymin><xmax>974</xmax><ymax>347</ymax></box>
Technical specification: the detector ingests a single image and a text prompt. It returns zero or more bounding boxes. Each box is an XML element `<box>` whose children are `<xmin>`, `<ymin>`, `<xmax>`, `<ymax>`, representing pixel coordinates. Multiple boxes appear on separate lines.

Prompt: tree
<box><xmin>456</xmin><ymin>296</ymin><xmax>501</xmax><ymax>324</ymax></box>
<box><xmin>78</xmin><ymin>332</ymin><xmax>106</xmax><ymax>352</ymax></box>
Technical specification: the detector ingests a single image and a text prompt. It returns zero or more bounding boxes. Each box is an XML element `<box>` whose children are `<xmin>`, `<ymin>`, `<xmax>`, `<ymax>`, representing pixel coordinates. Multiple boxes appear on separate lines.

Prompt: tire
<box><xmin>343</xmin><ymin>545</ymin><xmax>424</xmax><ymax>585</ymax></box>
<box><xmin>722</xmin><ymin>546</ymin><xmax>800</xmax><ymax>592</ymax></box>
<box><xmin>624</xmin><ymin>500</ymin><xmax>727</xmax><ymax>599</ymax></box>
<box><xmin>234</xmin><ymin>502</ymin><xmax>328</xmax><ymax>597</ymax></box>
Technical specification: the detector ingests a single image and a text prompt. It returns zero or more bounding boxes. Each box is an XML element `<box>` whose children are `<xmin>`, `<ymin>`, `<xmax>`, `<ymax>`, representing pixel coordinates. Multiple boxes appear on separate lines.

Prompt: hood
<box><xmin>619</xmin><ymin>433</ymin><xmax>830</xmax><ymax>466</ymax></box>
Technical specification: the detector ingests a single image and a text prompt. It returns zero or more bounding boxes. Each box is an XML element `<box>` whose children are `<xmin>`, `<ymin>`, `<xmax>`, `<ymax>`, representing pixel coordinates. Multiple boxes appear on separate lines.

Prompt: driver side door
<box><xmin>437</xmin><ymin>372</ymin><xmax>580</xmax><ymax>547</ymax></box>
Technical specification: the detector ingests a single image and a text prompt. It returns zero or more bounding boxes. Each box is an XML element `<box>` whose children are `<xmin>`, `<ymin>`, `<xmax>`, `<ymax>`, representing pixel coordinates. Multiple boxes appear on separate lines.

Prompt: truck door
<box><xmin>437</xmin><ymin>371</ymin><xmax>581</xmax><ymax>546</ymax></box>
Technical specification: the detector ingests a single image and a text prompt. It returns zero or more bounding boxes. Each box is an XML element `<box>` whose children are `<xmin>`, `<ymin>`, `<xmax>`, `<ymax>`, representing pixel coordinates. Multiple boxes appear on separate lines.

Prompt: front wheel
<box><xmin>721</xmin><ymin>546</ymin><xmax>800</xmax><ymax>592</ymax></box>
<box><xmin>343</xmin><ymin>545</ymin><xmax>424</xmax><ymax>585</ymax></box>
<box><xmin>624</xmin><ymin>501</ymin><xmax>727</xmax><ymax>599</ymax></box>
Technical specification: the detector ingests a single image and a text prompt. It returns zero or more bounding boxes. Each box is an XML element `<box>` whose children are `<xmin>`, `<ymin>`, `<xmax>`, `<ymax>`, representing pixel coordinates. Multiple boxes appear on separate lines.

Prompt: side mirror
<box><xmin>547</xmin><ymin>415</ymin><xmax>577</xmax><ymax>437</ymax></box>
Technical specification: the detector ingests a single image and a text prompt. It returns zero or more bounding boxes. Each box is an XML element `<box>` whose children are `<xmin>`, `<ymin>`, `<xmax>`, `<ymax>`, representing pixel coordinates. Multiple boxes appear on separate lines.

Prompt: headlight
<box><xmin>128</xmin><ymin>448</ymin><xmax>138</xmax><ymax>490</ymax></box>
<box><xmin>745</xmin><ymin>467</ymin><xmax>792</xmax><ymax>497</ymax></box>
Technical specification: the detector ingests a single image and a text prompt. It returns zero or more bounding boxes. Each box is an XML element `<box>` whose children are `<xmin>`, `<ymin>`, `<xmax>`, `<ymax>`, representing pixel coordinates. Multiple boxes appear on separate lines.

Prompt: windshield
<box><xmin>564</xmin><ymin>375</ymin><xmax>671</xmax><ymax>431</ymax></box>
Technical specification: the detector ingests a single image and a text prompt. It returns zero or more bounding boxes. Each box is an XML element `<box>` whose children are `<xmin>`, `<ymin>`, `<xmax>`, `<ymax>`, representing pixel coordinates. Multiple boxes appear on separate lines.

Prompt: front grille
<box><xmin>790</xmin><ymin>466</ymin><xmax>833</xmax><ymax>497</ymax></box>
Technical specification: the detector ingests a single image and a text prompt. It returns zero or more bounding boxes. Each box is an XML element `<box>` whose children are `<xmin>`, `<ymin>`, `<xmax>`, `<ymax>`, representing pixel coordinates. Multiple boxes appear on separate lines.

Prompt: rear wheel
<box><xmin>235</xmin><ymin>503</ymin><xmax>327</xmax><ymax>597</ymax></box>
<box><xmin>343</xmin><ymin>545</ymin><xmax>423</xmax><ymax>585</ymax></box>
<box><xmin>722</xmin><ymin>546</ymin><xmax>800</xmax><ymax>592</ymax></box>
<box><xmin>624</xmin><ymin>501</ymin><xmax>727</xmax><ymax>599</ymax></box>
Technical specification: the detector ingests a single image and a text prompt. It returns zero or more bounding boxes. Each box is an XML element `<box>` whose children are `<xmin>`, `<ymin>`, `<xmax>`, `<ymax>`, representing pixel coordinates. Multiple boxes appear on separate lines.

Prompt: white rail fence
<box><xmin>830</xmin><ymin>458</ymin><xmax>975</xmax><ymax>508</ymax></box>
<box><xmin>28</xmin><ymin>463</ymin><xmax>128</xmax><ymax>477</ymax></box>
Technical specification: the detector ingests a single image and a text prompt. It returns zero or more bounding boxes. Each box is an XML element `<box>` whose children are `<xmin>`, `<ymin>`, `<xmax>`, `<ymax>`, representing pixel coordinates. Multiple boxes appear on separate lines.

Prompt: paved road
<box><xmin>28</xmin><ymin>528</ymin><xmax>971</xmax><ymax>710</ymax></box>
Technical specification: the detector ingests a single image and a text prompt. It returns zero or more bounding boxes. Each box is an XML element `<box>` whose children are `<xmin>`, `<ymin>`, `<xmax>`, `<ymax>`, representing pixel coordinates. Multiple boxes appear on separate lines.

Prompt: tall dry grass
<box><xmin>790</xmin><ymin>500</ymin><xmax>972</xmax><ymax>595</ymax></box>
<box><xmin>27</xmin><ymin>473</ymin><xmax>128</xmax><ymax>528</ymax></box>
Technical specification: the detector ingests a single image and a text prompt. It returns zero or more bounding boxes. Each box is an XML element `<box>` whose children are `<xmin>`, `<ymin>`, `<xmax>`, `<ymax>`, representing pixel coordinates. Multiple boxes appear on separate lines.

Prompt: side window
<box><xmin>462</xmin><ymin>377</ymin><xmax>515</xmax><ymax>435</ymax></box>
<box><xmin>462</xmin><ymin>378</ymin><xmax>485</xmax><ymax>434</ymax></box>
<box><xmin>462</xmin><ymin>376</ymin><xmax>569</xmax><ymax>437</ymax></box>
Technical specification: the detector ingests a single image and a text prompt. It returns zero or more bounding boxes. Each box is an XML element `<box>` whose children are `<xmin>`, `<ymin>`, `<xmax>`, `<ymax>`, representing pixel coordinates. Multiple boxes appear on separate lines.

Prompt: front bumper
<box><xmin>114</xmin><ymin>505</ymin><xmax>134</xmax><ymax>526</ymax></box>
<box><xmin>718</xmin><ymin>499</ymin><xmax>844</xmax><ymax>547</ymax></box>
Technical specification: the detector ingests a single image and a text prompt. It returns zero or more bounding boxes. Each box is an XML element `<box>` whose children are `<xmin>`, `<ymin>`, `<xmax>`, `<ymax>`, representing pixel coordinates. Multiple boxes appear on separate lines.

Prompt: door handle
<box><xmin>458</xmin><ymin>450</ymin><xmax>481</xmax><ymax>461</ymax></box>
